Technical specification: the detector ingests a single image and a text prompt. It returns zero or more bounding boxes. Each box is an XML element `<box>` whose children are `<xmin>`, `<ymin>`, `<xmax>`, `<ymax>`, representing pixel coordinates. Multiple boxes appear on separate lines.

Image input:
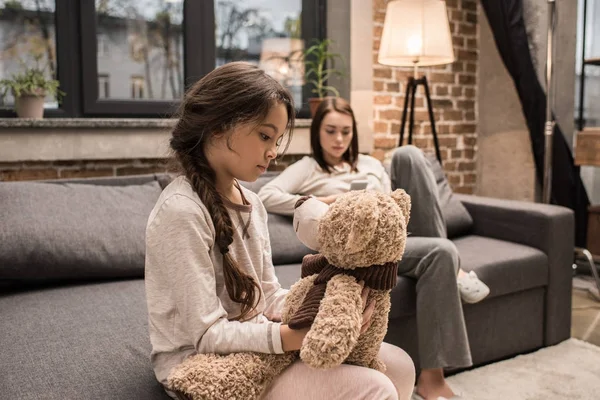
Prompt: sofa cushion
<box><xmin>274</xmin><ymin>263</ymin><xmax>303</xmax><ymax>289</ymax></box>
<box><xmin>388</xmin><ymin>236</ymin><xmax>548</xmax><ymax>319</ymax></box>
<box><xmin>0</xmin><ymin>280</ymin><xmax>169</xmax><ymax>400</ymax></box>
<box><xmin>240</xmin><ymin>175</ymin><xmax>314</xmax><ymax>265</ymax></box>
<box><xmin>424</xmin><ymin>153</ymin><xmax>474</xmax><ymax>238</ymax></box>
<box><xmin>267</xmin><ymin>214</ymin><xmax>315</xmax><ymax>265</ymax></box>
<box><xmin>0</xmin><ymin>180</ymin><xmax>162</xmax><ymax>283</ymax></box>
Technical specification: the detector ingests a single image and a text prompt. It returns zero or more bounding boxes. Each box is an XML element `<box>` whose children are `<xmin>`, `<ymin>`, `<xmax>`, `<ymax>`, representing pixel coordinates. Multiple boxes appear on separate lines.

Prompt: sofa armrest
<box><xmin>455</xmin><ymin>194</ymin><xmax>574</xmax><ymax>346</ymax></box>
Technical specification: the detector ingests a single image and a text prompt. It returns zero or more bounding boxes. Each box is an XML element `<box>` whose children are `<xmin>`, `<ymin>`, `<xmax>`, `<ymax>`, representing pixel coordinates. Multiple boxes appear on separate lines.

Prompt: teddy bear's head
<box><xmin>294</xmin><ymin>189</ymin><xmax>411</xmax><ymax>268</ymax></box>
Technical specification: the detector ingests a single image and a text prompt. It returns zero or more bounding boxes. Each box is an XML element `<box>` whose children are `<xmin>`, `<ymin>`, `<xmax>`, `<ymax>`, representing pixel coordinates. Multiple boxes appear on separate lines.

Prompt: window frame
<box><xmin>0</xmin><ymin>0</ymin><xmax>326</xmax><ymax>118</ymax></box>
<box><xmin>79</xmin><ymin>0</ymin><xmax>208</xmax><ymax>117</ymax></box>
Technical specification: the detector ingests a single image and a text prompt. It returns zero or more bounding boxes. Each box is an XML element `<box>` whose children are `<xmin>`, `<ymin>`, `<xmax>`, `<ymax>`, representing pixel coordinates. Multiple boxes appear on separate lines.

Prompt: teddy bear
<box><xmin>166</xmin><ymin>189</ymin><xmax>410</xmax><ymax>400</ymax></box>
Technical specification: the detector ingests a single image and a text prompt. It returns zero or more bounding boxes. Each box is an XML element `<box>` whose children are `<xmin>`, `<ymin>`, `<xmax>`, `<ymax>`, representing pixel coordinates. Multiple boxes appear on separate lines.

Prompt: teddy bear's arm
<box><xmin>345</xmin><ymin>290</ymin><xmax>391</xmax><ymax>372</ymax></box>
<box><xmin>281</xmin><ymin>274</ymin><xmax>318</xmax><ymax>325</ymax></box>
<box><xmin>300</xmin><ymin>274</ymin><xmax>363</xmax><ymax>369</ymax></box>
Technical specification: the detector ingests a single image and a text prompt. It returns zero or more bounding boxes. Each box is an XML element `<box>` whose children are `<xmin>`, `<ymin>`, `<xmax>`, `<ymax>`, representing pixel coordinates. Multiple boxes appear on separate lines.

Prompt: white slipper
<box><xmin>457</xmin><ymin>270</ymin><xmax>490</xmax><ymax>304</ymax></box>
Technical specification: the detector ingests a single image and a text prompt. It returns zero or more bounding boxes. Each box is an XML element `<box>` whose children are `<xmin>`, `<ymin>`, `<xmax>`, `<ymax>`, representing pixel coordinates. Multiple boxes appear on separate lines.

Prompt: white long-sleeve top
<box><xmin>145</xmin><ymin>176</ymin><xmax>288</xmax><ymax>386</ymax></box>
<box><xmin>258</xmin><ymin>154</ymin><xmax>392</xmax><ymax>216</ymax></box>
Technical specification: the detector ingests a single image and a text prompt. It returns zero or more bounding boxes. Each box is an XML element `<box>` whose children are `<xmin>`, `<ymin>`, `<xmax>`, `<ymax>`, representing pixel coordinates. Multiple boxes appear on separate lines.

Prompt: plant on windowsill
<box><xmin>303</xmin><ymin>38</ymin><xmax>346</xmax><ymax>117</ymax></box>
<box><xmin>0</xmin><ymin>64</ymin><xmax>65</xmax><ymax>119</ymax></box>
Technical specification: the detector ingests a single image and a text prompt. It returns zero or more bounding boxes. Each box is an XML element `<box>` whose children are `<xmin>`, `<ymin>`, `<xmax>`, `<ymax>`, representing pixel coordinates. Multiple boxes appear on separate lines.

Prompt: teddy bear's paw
<box><xmin>167</xmin><ymin>352</ymin><xmax>296</xmax><ymax>400</ymax></box>
<box><xmin>300</xmin><ymin>331</ymin><xmax>355</xmax><ymax>370</ymax></box>
<box><xmin>300</xmin><ymin>343</ymin><xmax>347</xmax><ymax>370</ymax></box>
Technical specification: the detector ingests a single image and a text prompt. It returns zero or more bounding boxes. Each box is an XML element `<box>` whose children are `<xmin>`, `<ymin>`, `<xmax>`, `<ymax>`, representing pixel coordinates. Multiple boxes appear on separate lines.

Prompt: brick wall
<box><xmin>372</xmin><ymin>0</ymin><xmax>478</xmax><ymax>194</ymax></box>
<box><xmin>0</xmin><ymin>159</ymin><xmax>169</xmax><ymax>181</ymax></box>
<box><xmin>0</xmin><ymin>155</ymin><xmax>307</xmax><ymax>182</ymax></box>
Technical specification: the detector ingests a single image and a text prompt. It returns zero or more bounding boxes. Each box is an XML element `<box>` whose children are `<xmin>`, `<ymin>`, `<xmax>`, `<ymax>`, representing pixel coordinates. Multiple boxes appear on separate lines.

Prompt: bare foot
<box><xmin>416</xmin><ymin>368</ymin><xmax>456</xmax><ymax>399</ymax></box>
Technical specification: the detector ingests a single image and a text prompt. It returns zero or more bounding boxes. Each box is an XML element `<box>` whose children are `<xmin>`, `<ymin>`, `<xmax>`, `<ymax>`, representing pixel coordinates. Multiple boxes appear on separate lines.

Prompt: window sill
<box><xmin>0</xmin><ymin>118</ymin><xmax>313</xmax><ymax>162</ymax></box>
<box><xmin>0</xmin><ymin>118</ymin><xmax>313</xmax><ymax>129</ymax></box>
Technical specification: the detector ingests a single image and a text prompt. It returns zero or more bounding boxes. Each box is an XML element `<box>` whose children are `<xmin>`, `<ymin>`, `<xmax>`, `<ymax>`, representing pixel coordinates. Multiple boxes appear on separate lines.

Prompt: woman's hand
<box><xmin>316</xmin><ymin>193</ymin><xmax>343</xmax><ymax>205</ymax></box>
<box><xmin>359</xmin><ymin>282</ymin><xmax>376</xmax><ymax>334</ymax></box>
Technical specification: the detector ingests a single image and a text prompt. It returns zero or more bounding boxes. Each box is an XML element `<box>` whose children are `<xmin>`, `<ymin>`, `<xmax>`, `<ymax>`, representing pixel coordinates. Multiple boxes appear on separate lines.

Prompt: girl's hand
<box><xmin>280</xmin><ymin>325</ymin><xmax>310</xmax><ymax>352</ymax></box>
<box><xmin>359</xmin><ymin>281</ymin><xmax>376</xmax><ymax>334</ymax></box>
<box><xmin>269</xmin><ymin>312</ymin><xmax>282</xmax><ymax>322</ymax></box>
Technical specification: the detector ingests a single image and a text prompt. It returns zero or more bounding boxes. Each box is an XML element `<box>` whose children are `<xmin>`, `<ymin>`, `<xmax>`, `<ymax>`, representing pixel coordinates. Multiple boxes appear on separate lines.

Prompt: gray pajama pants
<box><xmin>390</xmin><ymin>146</ymin><xmax>472</xmax><ymax>370</ymax></box>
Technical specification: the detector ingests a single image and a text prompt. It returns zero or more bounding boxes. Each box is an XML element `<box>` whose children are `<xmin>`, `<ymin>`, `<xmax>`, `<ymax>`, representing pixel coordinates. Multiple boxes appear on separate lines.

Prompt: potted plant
<box><xmin>0</xmin><ymin>63</ymin><xmax>64</xmax><ymax>119</ymax></box>
<box><xmin>303</xmin><ymin>38</ymin><xmax>346</xmax><ymax>116</ymax></box>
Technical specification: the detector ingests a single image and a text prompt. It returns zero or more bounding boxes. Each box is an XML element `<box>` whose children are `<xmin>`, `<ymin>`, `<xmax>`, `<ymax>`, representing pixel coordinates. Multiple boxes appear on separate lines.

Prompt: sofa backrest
<box><xmin>423</xmin><ymin>154</ymin><xmax>474</xmax><ymax>238</ymax></box>
<box><xmin>0</xmin><ymin>174</ymin><xmax>165</xmax><ymax>288</ymax></box>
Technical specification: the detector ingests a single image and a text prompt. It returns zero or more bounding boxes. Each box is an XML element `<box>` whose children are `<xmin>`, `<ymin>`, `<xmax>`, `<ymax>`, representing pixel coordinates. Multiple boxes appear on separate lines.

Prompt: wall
<box><xmin>372</xmin><ymin>0</ymin><xmax>479</xmax><ymax>194</ymax></box>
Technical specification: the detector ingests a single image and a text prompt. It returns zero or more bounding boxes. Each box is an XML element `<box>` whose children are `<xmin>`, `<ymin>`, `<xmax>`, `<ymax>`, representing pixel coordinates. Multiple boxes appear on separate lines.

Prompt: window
<box><xmin>576</xmin><ymin>0</ymin><xmax>600</xmax><ymax>128</ymax></box>
<box><xmin>98</xmin><ymin>73</ymin><xmax>110</xmax><ymax>98</ymax></box>
<box><xmin>97</xmin><ymin>33</ymin><xmax>109</xmax><ymax>57</ymax></box>
<box><xmin>215</xmin><ymin>0</ymin><xmax>306</xmax><ymax>112</ymax></box>
<box><xmin>0</xmin><ymin>0</ymin><xmax>58</xmax><ymax>109</ymax></box>
<box><xmin>0</xmin><ymin>0</ymin><xmax>326</xmax><ymax>118</ymax></box>
<box><xmin>130</xmin><ymin>75</ymin><xmax>144</xmax><ymax>99</ymax></box>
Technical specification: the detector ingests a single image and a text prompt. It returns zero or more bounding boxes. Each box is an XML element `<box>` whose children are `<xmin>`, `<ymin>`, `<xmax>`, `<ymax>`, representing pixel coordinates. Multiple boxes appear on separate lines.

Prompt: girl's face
<box><xmin>319</xmin><ymin>110</ymin><xmax>353</xmax><ymax>166</ymax></box>
<box><xmin>209</xmin><ymin>102</ymin><xmax>289</xmax><ymax>184</ymax></box>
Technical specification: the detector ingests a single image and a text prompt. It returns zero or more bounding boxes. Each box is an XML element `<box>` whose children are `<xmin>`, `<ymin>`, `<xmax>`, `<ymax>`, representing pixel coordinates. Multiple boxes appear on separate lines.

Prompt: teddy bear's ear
<box><xmin>391</xmin><ymin>189</ymin><xmax>411</xmax><ymax>225</ymax></box>
<box><xmin>345</xmin><ymin>195</ymin><xmax>380</xmax><ymax>254</ymax></box>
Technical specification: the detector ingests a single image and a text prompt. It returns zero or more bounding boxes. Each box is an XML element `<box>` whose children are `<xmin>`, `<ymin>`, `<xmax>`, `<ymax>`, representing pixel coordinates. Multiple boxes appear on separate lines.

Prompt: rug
<box><xmin>446</xmin><ymin>339</ymin><xmax>600</xmax><ymax>400</ymax></box>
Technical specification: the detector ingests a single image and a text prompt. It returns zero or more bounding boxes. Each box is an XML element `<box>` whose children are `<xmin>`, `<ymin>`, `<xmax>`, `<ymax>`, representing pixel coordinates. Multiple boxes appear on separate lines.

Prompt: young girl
<box><xmin>258</xmin><ymin>97</ymin><xmax>490</xmax><ymax>400</ymax></box>
<box><xmin>145</xmin><ymin>62</ymin><xmax>415</xmax><ymax>400</ymax></box>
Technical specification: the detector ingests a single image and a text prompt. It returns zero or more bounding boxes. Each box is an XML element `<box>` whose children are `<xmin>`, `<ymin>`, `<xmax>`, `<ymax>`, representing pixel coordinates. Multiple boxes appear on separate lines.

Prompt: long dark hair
<box><xmin>169</xmin><ymin>62</ymin><xmax>295</xmax><ymax>321</ymax></box>
<box><xmin>310</xmin><ymin>97</ymin><xmax>359</xmax><ymax>173</ymax></box>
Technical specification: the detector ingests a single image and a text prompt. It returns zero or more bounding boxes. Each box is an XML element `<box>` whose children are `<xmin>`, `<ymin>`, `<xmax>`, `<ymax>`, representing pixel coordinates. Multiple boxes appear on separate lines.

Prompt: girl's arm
<box><xmin>258</xmin><ymin>157</ymin><xmax>313</xmax><ymax>216</ymax></box>
<box><xmin>145</xmin><ymin>195</ymin><xmax>284</xmax><ymax>356</ymax></box>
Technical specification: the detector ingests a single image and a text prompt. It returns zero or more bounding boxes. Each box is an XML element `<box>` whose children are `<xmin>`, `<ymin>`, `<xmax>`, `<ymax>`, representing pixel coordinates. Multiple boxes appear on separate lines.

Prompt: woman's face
<box><xmin>319</xmin><ymin>110</ymin><xmax>353</xmax><ymax>166</ymax></box>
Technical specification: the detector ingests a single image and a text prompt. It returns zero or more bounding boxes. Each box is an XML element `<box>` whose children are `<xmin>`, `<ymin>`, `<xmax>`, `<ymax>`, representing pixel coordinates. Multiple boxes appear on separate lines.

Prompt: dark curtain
<box><xmin>480</xmin><ymin>0</ymin><xmax>589</xmax><ymax>247</ymax></box>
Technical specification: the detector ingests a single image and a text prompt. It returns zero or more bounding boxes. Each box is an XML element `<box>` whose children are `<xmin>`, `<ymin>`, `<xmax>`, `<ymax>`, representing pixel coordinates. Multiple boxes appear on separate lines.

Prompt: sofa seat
<box><xmin>0</xmin><ymin>280</ymin><xmax>169</xmax><ymax>400</ymax></box>
<box><xmin>454</xmin><ymin>235</ymin><xmax>548</xmax><ymax>298</ymax></box>
<box><xmin>388</xmin><ymin>236</ymin><xmax>548</xmax><ymax>319</ymax></box>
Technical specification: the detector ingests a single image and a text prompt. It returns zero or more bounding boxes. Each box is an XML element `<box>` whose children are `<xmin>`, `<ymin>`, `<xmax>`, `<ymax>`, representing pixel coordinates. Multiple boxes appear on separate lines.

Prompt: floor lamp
<box><xmin>377</xmin><ymin>0</ymin><xmax>455</xmax><ymax>164</ymax></box>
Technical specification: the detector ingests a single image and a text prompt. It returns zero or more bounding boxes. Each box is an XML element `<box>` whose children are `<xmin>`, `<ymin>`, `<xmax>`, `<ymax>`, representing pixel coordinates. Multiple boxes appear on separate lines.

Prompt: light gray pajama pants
<box><xmin>390</xmin><ymin>145</ymin><xmax>472</xmax><ymax>370</ymax></box>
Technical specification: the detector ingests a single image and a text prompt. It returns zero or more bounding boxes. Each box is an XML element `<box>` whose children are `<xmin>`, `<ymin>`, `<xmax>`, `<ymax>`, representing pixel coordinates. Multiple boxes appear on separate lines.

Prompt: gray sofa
<box><xmin>0</xmin><ymin>171</ymin><xmax>574</xmax><ymax>399</ymax></box>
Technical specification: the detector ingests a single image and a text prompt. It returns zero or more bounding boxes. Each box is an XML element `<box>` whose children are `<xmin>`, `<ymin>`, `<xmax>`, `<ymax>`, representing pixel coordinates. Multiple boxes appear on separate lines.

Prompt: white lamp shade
<box><xmin>260</xmin><ymin>38</ymin><xmax>305</xmax><ymax>86</ymax></box>
<box><xmin>378</xmin><ymin>0</ymin><xmax>454</xmax><ymax>67</ymax></box>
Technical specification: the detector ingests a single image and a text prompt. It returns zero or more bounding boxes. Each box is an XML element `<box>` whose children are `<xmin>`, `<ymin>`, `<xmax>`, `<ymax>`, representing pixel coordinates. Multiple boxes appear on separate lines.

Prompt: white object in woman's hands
<box><xmin>350</xmin><ymin>180</ymin><xmax>368</xmax><ymax>191</ymax></box>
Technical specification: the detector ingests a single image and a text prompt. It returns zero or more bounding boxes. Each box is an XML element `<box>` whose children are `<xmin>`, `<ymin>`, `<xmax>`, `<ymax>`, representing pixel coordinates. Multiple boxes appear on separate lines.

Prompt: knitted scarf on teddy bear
<box><xmin>287</xmin><ymin>254</ymin><xmax>398</xmax><ymax>330</ymax></box>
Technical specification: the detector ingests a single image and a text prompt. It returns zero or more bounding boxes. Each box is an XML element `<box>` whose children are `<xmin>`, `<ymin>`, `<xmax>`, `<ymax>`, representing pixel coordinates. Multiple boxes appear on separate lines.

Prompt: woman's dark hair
<box><xmin>169</xmin><ymin>62</ymin><xmax>295</xmax><ymax>321</ymax></box>
<box><xmin>310</xmin><ymin>97</ymin><xmax>359</xmax><ymax>173</ymax></box>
